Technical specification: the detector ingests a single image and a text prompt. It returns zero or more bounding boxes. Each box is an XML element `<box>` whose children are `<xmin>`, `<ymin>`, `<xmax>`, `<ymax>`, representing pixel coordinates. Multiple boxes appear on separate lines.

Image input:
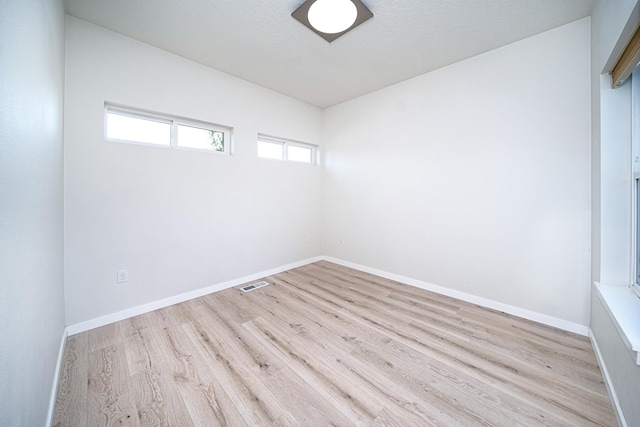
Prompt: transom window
<box><xmin>105</xmin><ymin>105</ymin><xmax>231</xmax><ymax>155</ymax></box>
<box><xmin>257</xmin><ymin>134</ymin><xmax>317</xmax><ymax>164</ymax></box>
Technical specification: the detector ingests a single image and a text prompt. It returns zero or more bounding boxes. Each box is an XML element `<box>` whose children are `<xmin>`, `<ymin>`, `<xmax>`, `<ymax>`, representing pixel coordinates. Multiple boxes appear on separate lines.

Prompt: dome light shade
<box><xmin>291</xmin><ymin>0</ymin><xmax>373</xmax><ymax>43</ymax></box>
<box><xmin>308</xmin><ymin>0</ymin><xmax>357</xmax><ymax>34</ymax></box>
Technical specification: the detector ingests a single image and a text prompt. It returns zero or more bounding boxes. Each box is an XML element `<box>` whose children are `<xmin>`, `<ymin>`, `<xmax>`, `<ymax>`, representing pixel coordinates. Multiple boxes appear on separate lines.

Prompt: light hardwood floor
<box><xmin>53</xmin><ymin>261</ymin><xmax>616</xmax><ymax>426</ymax></box>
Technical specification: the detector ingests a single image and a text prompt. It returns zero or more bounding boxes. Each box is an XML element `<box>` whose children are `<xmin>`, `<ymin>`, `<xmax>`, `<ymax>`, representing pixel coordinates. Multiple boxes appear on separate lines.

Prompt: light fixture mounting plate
<box><xmin>292</xmin><ymin>0</ymin><xmax>373</xmax><ymax>43</ymax></box>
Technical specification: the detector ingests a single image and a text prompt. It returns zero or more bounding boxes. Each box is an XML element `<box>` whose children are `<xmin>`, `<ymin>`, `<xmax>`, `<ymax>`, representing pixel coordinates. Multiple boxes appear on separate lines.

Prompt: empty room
<box><xmin>2</xmin><ymin>0</ymin><xmax>640</xmax><ymax>425</ymax></box>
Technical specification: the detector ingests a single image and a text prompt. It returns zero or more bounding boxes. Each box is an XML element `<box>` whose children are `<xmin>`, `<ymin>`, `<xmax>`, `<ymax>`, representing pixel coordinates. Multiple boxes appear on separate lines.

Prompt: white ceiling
<box><xmin>63</xmin><ymin>0</ymin><xmax>595</xmax><ymax>108</ymax></box>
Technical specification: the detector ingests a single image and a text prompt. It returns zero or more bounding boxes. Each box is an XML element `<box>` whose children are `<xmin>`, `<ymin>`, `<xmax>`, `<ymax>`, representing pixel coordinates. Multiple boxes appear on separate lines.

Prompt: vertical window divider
<box><xmin>257</xmin><ymin>133</ymin><xmax>317</xmax><ymax>164</ymax></box>
<box><xmin>171</xmin><ymin>121</ymin><xmax>178</xmax><ymax>149</ymax></box>
<box><xmin>104</xmin><ymin>103</ymin><xmax>231</xmax><ymax>155</ymax></box>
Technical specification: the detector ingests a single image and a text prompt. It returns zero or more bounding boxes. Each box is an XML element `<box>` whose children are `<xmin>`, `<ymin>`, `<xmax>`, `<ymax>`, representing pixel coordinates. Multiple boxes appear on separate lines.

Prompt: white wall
<box><xmin>592</xmin><ymin>0</ymin><xmax>638</xmax><ymax>287</ymax></box>
<box><xmin>590</xmin><ymin>0</ymin><xmax>640</xmax><ymax>425</ymax></box>
<box><xmin>322</xmin><ymin>19</ymin><xmax>592</xmax><ymax>327</ymax></box>
<box><xmin>64</xmin><ymin>18</ymin><xmax>323</xmax><ymax>325</ymax></box>
<box><xmin>0</xmin><ymin>0</ymin><xmax>66</xmax><ymax>425</ymax></box>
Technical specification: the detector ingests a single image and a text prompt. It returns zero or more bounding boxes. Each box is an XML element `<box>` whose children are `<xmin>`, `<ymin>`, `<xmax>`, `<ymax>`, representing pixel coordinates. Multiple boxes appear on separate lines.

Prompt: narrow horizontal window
<box><xmin>177</xmin><ymin>124</ymin><xmax>226</xmax><ymax>153</ymax></box>
<box><xmin>105</xmin><ymin>104</ymin><xmax>231</xmax><ymax>155</ymax></box>
<box><xmin>287</xmin><ymin>144</ymin><xmax>313</xmax><ymax>163</ymax></box>
<box><xmin>106</xmin><ymin>110</ymin><xmax>171</xmax><ymax>147</ymax></box>
<box><xmin>257</xmin><ymin>134</ymin><xmax>317</xmax><ymax>164</ymax></box>
<box><xmin>257</xmin><ymin>139</ymin><xmax>284</xmax><ymax>160</ymax></box>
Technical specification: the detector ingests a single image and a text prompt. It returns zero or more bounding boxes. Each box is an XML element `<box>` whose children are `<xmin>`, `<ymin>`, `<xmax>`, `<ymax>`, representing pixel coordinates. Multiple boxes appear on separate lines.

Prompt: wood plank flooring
<box><xmin>53</xmin><ymin>261</ymin><xmax>616</xmax><ymax>426</ymax></box>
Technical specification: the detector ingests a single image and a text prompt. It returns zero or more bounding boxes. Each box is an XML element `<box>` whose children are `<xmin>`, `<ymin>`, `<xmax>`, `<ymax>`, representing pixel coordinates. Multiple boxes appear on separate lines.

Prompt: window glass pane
<box><xmin>177</xmin><ymin>124</ymin><xmax>224</xmax><ymax>152</ymax></box>
<box><xmin>258</xmin><ymin>140</ymin><xmax>283</xmax><ymax>160</ymax></box>
<box><xmin>287</xmin><ymin>145</ymin><xmax>312</xmax><ymax>163</ymax></box>
<box><xmin>106</xmin><ymin>111</ymin><xmax>171</xmax><ymax>146</ymax></box>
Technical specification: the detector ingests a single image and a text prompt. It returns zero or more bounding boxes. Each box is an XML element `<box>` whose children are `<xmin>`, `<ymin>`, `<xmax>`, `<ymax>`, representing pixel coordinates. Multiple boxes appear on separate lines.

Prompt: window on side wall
<box><xmin>105</xmin><ymin>104</ymin><xmax>231</xmax><ymax>155</ymax></box>
<box><xmin>632</xmin><ymin>68</ymin><xmax>640</xmax><ymax>298</ymax></box>
<box><xmin>257</xmin><ymin>134</ymin><xmax>317</xmax><ymax>164</ymax></box>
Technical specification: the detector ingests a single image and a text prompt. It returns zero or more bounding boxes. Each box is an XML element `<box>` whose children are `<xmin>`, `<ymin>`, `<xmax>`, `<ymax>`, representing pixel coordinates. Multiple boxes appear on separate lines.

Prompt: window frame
<box><xmin>104</xmin><ymin>104</ymin><xmax>232</xmax><ymax>155</ymax></box>
<box><xmin>257</xmin><ymin>134</ymin><xmax>318</xmax><ymax>164</ymax></box>
<box><xmin>632</xmin><ymin>70</ymin><xmax>640</xmax><ymax>298</ymax></box>
<box><xmin>104</xmin><ymin>107</ymin><xmax>172</xmax><ymax>148</ymax></box>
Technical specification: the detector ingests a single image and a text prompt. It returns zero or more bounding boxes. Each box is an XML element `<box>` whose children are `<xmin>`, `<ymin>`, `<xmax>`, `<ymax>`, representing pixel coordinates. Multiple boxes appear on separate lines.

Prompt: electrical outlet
<box><xmin>340</xmin><ymin>236</ymin><xmax>344</xmax><ymax>245</ymax></box>
<box><xmin>117</xmin><ymin>269</ymin><xmax>128</xmax><ymax>284</ymax></box>
<box><xmin>307</xmin><ymin>234</ymin><xmax>313</xmax><ymax>243</ymax></box>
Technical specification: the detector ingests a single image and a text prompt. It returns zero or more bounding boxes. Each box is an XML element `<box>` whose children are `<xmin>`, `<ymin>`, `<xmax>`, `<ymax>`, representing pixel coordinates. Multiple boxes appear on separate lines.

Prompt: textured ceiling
<box><xmin>63</xmin><ymin>0</ymin><xmax>595</xmax><ymax>108</ymax></box>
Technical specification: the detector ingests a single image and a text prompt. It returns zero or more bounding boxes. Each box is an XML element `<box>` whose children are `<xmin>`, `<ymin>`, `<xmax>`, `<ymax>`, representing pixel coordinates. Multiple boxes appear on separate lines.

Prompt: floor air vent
<box><xmin>241</xmin><ymin>281</ymin><xmax>270</xmax><ymax>292</ymax></box>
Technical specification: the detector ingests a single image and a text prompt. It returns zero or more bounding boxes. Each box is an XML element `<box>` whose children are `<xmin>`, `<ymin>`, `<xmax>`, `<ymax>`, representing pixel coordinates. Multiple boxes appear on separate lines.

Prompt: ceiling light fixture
<box><xmin>308</xmin><ymin>0</ymin><xmax>357</xmax><ymax>34</ymax></box>
<box><xmin>292</xmin><ymin>0</ymin><xmax>373</xmax><ymax>43</ymax></box>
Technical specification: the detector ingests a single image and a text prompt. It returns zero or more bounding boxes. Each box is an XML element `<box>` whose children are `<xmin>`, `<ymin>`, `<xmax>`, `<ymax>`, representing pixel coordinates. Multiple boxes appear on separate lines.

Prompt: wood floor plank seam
<box><xmin>274</xmin><ymin>266</ymin><xmax>612</xmax><ymax>423</ymax></box>
<box><xmin>274</xmin><ymin>268</ymin><xmax>614</xmax><ymax>425</ymax></box>
<box><xmin>53</xmin><ymin>261</ymin><xmax>616</xmax><ymax>426</ymax></box>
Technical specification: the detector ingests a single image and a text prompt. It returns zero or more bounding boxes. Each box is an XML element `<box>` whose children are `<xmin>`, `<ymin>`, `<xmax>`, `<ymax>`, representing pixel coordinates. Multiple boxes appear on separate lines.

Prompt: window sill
<box><xmin>595</xmin><ymin>282</ymin><xmax>640</xmax><ymax>365</ymax></box>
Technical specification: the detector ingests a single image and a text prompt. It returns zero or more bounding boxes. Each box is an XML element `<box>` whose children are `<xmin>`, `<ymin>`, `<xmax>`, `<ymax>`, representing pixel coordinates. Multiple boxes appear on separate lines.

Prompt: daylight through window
<box><xmin>105</xmin><ymin>105</ymin><xmax>231</xmax><ymax>154</ymax></box>
<box><xmin>632</xmin><ymin>68</ymin><xmax>640</xmax><ymax>297</ymax></box>
<box><xmin>257</xmin><ymin>134</ymin><xmax>317</xmax><ymax>164</ymax></box>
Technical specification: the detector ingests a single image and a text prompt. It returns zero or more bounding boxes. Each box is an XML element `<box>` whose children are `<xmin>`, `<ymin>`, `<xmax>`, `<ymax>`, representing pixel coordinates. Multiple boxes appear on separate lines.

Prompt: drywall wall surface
<box><xmin>590</xmin><ymin>1</ymin><xmax>640</xmax><ymax>425</ymax></box>
<box><xmin>591</xmin><ymin>0</ymin><xmax>638</xmax><ymax>287</ymax></box>
<box><xmin>322</xmin><ymin>19</ymin><xmax>591</xmax><ymax>326</ymax></box>
<box><xmin>590</xmin><ymin>0</ymin><xmax>639</xmax><ymax>286</ymax></box>
<box><xmin>597</xmin><ymin>74</ymin><xmax>633</xmax><ymax>286</ymax></box>
<box><xmin>587</xmin><ymin>0</ymin><xmax>635</xmax><ymax>287</ymax></box>
<box><xmin>592</xmin><ymin>0</ymin><xmax>638</xmax><ymax>73</ymax></box>
<box><xmin>591</xmin><ymin>290</ymin><xmax>640</xmax><ymax>426</ymax></box>
<box><xmin>0</xmin><ymin>0</ymin><xmax>66</xmax><ymax>425</ymax></box>
<box><xmin>64</xmin><ymin>17</ymin><xmax>323</xmax><ymax>325</ymax></box>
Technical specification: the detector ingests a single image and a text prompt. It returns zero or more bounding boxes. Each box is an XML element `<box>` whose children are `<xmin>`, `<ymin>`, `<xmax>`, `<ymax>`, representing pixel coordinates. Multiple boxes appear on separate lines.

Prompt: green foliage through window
<box><xmin>105</xmin><ymin>104</ymin><xmax>231</xmax><ymax>155</ymax></box>
<box><xmin>209</xmin><ymin>130</ymin><xmax>224</xmax><ymax>151</ymax></box>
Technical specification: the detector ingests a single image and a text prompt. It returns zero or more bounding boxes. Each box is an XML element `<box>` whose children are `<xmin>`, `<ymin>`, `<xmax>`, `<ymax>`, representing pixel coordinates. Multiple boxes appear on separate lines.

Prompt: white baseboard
<box><xmin>66</xmin><ymin>256</ymin><xmax>323</xmax><ymax>336</ymax></box>
<box><xmin>589</xmin><ymin>328</ymin><xmax>627</xmax><ymax>427</ymax></box>
<box><xmin>46</xmin><ymin>326</ymin><xmax>68</xmax><ymax>427</ymax></box>
<box><xmin>57</xmin><ymin>255</ymin><xmax>601</xmax><ymax>424</ymax></box>
<box><xmin>322</xmin><ymin>256</ymin><xmax>590</xmax><ymax>336</ymax></box>
<box><xmin>66</xmin><ymin>254</ymin><xmax>590</xmax><ymax>337</ymax></box>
